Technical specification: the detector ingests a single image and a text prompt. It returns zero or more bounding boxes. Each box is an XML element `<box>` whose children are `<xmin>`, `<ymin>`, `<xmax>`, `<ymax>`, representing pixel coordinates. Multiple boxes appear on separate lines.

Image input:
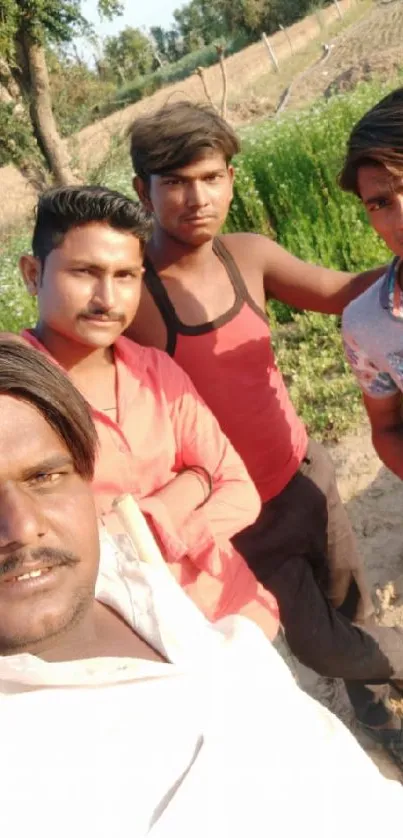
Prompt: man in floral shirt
<box><xmin>342</xmin><ymin>88</ymin><xmax>403</xmax><ymax>481</ymax></box>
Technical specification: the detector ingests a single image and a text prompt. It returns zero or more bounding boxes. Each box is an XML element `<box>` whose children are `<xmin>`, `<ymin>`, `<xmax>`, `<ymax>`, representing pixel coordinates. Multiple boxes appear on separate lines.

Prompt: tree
<box><xmin>103</xmin><ymin>27</ymin><xmax>154</xmax><ymax>85</ymax></box>
<box><xmin>173</xmin><ymin>0</ymin><xmax>226</xmax><ymax>52</ymax></box>
<box><xmin>149</xmin><ymin>26</ymin><xmax>182</xmax><ymax>64</ymax></box>
<box><xmin>0</xmin><ymin>0</ymin><xmax>122</xmax><ymax>185</ymax></box>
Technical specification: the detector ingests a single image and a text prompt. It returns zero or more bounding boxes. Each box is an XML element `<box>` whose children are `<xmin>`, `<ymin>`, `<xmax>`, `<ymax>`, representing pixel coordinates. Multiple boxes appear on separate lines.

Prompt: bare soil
<box><xmin>287</xmin><ymin>1</ymin><xmax>403</xmax><ymax>110</ymax></box>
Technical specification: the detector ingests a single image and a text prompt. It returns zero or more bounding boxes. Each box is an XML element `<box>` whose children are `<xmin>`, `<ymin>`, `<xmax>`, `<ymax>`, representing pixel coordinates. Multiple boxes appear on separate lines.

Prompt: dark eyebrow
<box><xmin>21</xmin><ymin>455</ymin><xmax>74</xmax><ymax>481</ymax></box>
<box><xmin>160</xmin><ymin>167</ymin><xmax>226</xmax><ymax>181</ymax></box>
<box><xmin>67</xmin><ymin>260</ymin><xmax>142</xmax><ymax>274</ymax></box>
<box><xmin>67</xmin><ymin>260</ymin><xmax>101</xmax><ymax>270</ymax></box>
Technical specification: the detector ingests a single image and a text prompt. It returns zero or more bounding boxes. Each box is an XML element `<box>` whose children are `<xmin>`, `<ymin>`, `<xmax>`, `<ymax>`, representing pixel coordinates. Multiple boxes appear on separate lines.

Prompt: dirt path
<box><xmin>296</xmin><ymin>421</ymin><xmax>403</xmax><ymax>781</ymax></box>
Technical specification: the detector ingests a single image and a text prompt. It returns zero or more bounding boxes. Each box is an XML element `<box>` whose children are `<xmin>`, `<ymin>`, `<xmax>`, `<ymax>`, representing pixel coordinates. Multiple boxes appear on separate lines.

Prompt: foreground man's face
<box><xmin>0</xmin><ymin>395</ymin><xmax>100</xmax><ymax>656</ymax></box>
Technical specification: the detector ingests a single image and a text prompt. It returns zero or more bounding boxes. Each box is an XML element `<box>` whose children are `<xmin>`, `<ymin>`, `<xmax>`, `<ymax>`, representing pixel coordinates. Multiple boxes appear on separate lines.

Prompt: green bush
<box><xmin>272</xmin><ymin>313</ymin><xmax>363</xmax><ymax>439</ymax></box>
<box><xmin>232</xmin><ymin>80</ymin><xmax>394</xmax><ymax>273</ymax></box>
<box><xmin>0</xmin><ymin>102</ymin><xmax>40</xmax><ymax>168</ymax></box>
<box><xmin>50</xmin><ymin>65</ymin><xmax>115</xmax><ymax>137</ymax></box>
<box><xmin>0</xmin><ymin>231</ymin><xmax>37</xmax><ymax>332</ymax></box>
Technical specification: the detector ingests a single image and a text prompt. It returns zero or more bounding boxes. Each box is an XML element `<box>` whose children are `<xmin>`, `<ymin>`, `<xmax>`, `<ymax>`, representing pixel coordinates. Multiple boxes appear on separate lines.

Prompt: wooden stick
<box><xmin>262</xmin><ymin>33</ymin><xmax>279</xmax><ymax>73</ymax></box>
<box><xmin>113</xmin><ymin>494</ymin><xmax>166</xmax><ymax>569</ymax></box>
<box><xmin>215</xmin><ymin>45</ymin><xmax>228</xmax><ymax>120</ymax></box>
<box><xmin>195</xmin><ymin>66</ymin><xmax>215</xmax><ymax>110</ymax></box>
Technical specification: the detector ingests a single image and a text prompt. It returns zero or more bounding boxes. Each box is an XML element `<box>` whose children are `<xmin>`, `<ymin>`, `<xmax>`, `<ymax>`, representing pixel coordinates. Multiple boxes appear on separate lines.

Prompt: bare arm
<box><xmin>364</xmin><ymin>392</ymin><xmax>403</xmax><ymax>480</ymax></box>
<box><xmin>227</xmin><ymin>234</ymin><xmax>386</xmax><ymax>315</ymax></box>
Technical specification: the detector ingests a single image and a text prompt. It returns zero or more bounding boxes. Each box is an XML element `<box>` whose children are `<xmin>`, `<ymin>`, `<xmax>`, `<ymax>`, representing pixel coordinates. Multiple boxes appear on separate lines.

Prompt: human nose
<box><xmin>0</xmin><ymin>484</ymin><xmax>46</xmax><ymax>552</ymax></box>
<box><xmin>185</xmin><ymin>180</ymin><xmax>209</xmax><ymax>208</ymax></box>
<box><xmin>92</xmin><ymin>277</ymin><xmax>116</xmax><ymax>311</ymax></box>
<box><xmin>394</xmin><ymin>195</ymin><xmax>403</xmax><ymax>227</ymax></box>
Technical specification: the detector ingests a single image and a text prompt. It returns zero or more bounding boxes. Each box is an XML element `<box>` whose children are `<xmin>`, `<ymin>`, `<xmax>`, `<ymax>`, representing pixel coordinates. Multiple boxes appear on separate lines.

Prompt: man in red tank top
<box><xmin>126</xmin><ymin>101</ymin><xmax>403</xmax><ymax>765</ymax></box>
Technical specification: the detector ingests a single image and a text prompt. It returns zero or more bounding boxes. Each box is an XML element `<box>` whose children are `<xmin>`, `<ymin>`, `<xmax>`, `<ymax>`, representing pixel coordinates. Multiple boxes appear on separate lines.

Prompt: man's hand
<box><xmin>364</xmin><ymin>392</ymin><xmax>403</xmax><ymax>480</ymax></box>
<box><xmin>150</xmin><ymin>468</ymin><xmax>211</xmax><ymax>530</ymax></box>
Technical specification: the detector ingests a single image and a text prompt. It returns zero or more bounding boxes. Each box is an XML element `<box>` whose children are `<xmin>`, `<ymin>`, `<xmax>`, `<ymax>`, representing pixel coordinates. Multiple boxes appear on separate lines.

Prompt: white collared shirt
<box><xmin>0</xmin><ymin>531</ymin><xmax>402</xmax><ymax>836</ymax></box>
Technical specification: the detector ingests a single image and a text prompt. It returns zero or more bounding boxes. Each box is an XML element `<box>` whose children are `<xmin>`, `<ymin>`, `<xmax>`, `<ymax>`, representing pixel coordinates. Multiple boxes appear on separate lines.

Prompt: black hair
<box><xmin>130</xmin><ymin>101</ymin><xmax>240</xmax><ymax>184</ymax></box>
<box><xmin>0</xmin><ymin>338</ymin><xmax>98</xmax><ymax>480</ymax></box>
<box><xmin>32</xmin><ymin>185</ymin><xmax>153</xmax><ymax>264</ymax></box>
<box><xmin>340</xmin><ymin>87</ymin><xmax>403</xmax><ymax>196</ymax></box>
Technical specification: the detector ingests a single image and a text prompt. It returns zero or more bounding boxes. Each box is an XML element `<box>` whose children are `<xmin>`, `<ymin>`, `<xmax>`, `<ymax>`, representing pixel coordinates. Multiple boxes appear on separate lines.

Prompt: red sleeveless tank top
<box><xmin>144</xmin><ymin>238</ymin><xmax>307</xmax><ymax>502</ymax></box>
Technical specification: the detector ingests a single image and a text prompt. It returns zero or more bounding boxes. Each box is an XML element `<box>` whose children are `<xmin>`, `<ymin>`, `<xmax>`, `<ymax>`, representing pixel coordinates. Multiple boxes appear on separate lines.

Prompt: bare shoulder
<box><xmin>220</xmin><ymin>232</ymin><xmax>277</xmax><ymax>262</ymax></box>
<box><xmin>219</xmin><ymin>232</ymin><xmax>292</xmax><ymax>277</ymax></box>
<box><xmin>219</xmin><ymin>233</ymin><xmax>279</xmax><ymax>297</ymax></box>
<box><xmin>219</xmin><ymin>232</ymin><xmax>296</xmax><ymax>301</ymax></box>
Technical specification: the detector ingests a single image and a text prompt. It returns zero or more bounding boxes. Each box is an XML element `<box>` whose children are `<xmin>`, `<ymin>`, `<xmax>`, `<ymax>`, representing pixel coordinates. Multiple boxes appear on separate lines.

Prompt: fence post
<box><xmin>262</xmin><ymin>32</ymin><xmax>279</xmax><ymax>72</ymax></box>
<box><xmin>279</xmin><ymin>24</ymin><xmax>294</xmax><ymax>55</ymax></box>
<box><xmin>333</xmin><ymin>0</ymin><xmax>343</xmax><ymax>19</ymax></box>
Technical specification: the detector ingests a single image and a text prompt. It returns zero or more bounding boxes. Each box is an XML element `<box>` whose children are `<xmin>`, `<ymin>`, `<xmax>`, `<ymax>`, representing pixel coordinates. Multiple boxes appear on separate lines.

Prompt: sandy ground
<box><xmin>294</xmin><ymin>422</ymin><xmax>403</xmax><ymax>781</ymax></box>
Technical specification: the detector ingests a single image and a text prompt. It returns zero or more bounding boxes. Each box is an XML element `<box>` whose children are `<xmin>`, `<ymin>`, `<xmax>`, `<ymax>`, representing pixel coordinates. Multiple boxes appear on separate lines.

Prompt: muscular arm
<box><xmin>226</xmin><ymin>234</ymin><xmax>386</xmax><ymax>315</ymax></box>
<box><xmin>364</xmin><ymin>392</ymin><xmax>403</xmax><ymax>480</ymax></box>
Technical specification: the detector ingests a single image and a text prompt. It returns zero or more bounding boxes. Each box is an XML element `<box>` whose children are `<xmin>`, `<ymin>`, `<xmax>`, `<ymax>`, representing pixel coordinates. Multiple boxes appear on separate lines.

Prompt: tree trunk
<box><xmin>18</xmin><ymin>32</ymin><xmax>79</xmax><ymax>185</ymax></box>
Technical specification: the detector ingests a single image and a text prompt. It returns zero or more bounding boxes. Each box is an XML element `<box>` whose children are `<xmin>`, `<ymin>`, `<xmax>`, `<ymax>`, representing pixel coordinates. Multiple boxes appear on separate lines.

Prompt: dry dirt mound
<box><xmin>324</xmin><ymin>47</ymin><xmax>403</xmax><ymax>96</ymax></box>
<box><xmin>288</xmin><ymin>2</ymin><xmax>403</xmax><ymax>110</ymax></box>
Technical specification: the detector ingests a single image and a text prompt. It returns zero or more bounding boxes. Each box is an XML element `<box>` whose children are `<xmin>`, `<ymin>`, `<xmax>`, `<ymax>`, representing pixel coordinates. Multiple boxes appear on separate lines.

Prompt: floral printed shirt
<box><xmin>343</xmin><ymin>257</ymin><xmax>403</xmax><ymax>399</ymax></box>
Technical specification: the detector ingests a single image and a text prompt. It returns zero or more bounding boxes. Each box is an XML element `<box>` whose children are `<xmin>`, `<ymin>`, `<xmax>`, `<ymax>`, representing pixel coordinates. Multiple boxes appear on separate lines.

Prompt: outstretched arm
<box><xmin>227</xmin><ymin>233</ymin><xmax>386</xmax><ymax>314</ymax></box>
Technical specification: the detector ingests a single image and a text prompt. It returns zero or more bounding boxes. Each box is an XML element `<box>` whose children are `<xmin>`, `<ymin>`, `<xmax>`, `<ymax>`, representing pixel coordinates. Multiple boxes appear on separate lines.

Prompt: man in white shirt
<box><xmin>0</xmin><ymin>336</ymin><xmax>402</xmax><ymax>838</ymax></box>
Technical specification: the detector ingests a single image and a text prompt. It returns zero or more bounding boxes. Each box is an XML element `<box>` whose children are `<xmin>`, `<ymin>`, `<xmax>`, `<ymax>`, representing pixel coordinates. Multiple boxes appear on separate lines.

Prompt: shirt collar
<box><xmin>21</xmin><ymin>331</ymin><xmax>145</xmax><ymax>425</ymax></box>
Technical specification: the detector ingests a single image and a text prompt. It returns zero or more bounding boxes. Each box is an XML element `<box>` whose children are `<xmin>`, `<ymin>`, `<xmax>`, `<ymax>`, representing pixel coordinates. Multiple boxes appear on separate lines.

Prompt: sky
<box><xmin>81</xmin><ymin>0</ymin><xmax>182</xmax><ymax>37</ymax></box>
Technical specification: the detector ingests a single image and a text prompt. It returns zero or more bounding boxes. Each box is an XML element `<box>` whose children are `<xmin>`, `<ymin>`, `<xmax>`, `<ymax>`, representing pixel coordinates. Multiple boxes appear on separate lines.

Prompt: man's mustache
<box><xmin>0</xmin><ymin>547</ymin><xmax>80</xmax><ymax>579</ymax></box>
<box><xmin>79</xmin><ymin>307</ymin><xmax>125</xmax><ymax>323</ymax></box>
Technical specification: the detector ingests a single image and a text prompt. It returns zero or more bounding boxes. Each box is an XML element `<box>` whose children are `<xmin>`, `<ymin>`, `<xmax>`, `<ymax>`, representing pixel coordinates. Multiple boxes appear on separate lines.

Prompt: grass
<box><xmin>273</xmin><ymin>313</ymin><xmax>364</xmax><ymax>441</ymax></box>
<box><xmin>0</xmin><ymin>73</ymin><xmax>401</xmax><ymax>441</ymax></box>
<box><xmin>0</xmin><ymin>230</ymin><xmax>36</xmax><ymax>333</ymax></box>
